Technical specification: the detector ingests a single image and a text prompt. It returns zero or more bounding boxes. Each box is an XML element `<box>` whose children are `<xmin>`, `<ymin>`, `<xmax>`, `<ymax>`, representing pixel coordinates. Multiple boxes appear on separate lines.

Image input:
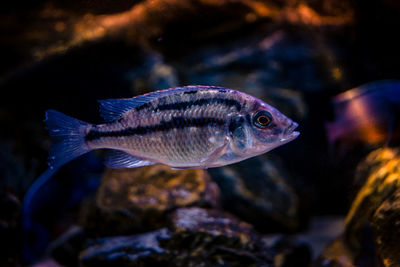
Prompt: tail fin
<box><xmin>45</xmin><ymin>110</ymin><xmax>91</xmax><ymax>169</ymax></box>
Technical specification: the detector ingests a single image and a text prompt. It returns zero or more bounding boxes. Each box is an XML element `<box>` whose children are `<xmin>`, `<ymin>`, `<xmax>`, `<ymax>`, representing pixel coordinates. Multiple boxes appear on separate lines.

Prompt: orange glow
<box><xmin>345</xmin><ymin>148</ymin><xmax>400</xmax><ymax>233</ymax></box>
<box><xmin>29</xmin><ymin>0</ymin><xmax>354</xmax><ymax>60</ymax></box>
<box><xmin>245</xmin><ymin>0</ymin><xmax>353</xmax><ymax>26</ymax></box>
<box><xmin>347</xmin><ymin>98</ymin><xmax>386</xmax><ymax>144</ymax></box>
<box><xmin>54</xmin><ymin>22</ymin><xmax>66</xmax><ymax>32</ymax></box>
<box><xmin>331</xmin><ymin>83</ymin><xmax>391</xmax><ymax>145</ymax></box>
<box><xmin>332</xmin><ymin>67</ymin><xmax>342</xmax><ymax>81</ymax></box>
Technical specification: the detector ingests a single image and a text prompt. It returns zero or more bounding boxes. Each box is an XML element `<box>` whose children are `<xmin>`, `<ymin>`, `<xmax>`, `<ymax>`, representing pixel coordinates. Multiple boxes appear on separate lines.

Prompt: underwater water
<box><xmin>1</xmin><ymin>0</ymin><xmax>400</xmax><ymax>266</ymax></box>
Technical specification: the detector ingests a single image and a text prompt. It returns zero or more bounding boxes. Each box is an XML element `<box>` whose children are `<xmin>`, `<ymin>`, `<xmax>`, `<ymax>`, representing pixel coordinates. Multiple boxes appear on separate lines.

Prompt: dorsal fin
<box><xmin>98</xmin><ymin>85</ymin><xmax>227</xmax><ymax>122</ymax></box>
<box><xmin>98</xmin><ymin>98</ymin><xmax>142</xmax><ymax>122</ymax></box>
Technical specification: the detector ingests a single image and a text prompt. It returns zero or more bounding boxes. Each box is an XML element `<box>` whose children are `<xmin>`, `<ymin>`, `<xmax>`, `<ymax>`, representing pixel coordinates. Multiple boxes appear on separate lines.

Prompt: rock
<box><xmin>314</xmin><ymin>234</ymin><xmax>380</xmax><ymax>267</ymax></box>
<box><xmin>169</xmin><ymin>207</ymin><xmax>255</xmax><ymax>249</ymax></box>
<box><xmin>372</xmin><ymin>188</ymin><xmax>400</xmax><ymax>267</ymax></box>
<box><xmin>82</xmin><ymin>165</ymin><xmax>219</xmax><ymax>236</ymax></box>
<box><xmin>345</xmin><ymin>148</ymin><xmax>400</xmax><ymax>251</ymax></box>
<box><xmin>80</xmin><ymin>228</ymin><xmax>171</xmax><ymax>267</ymax></box>
<box><xmin>48</xmin><ymin>226</ymin><xmax>86</xmax><ymax>266</ymax></box>
<box><xmin>185</xmin><ymin>31</ymin><xmax>328</xmax><ymax>94</ymax></box>
<box><xmin>4</xmin><ymin>0</ymin><xmax>353</xmax><ymax>65</ymax></box>
<box><xmin>353</xmin><ymin>147</ymin><xmax>399</xmax><ymax>189</ymax></box>
<box><xmin>313</xmin><ymin>237</ymin><xmax>356</xmax><ymax>267</ymax></box>
<box><xmin>315</xmin><ymin>148</ymin><xmax>400</xmax><ymax>267</ymax></box>
<box><xmin>208</xmin><ymin>156</ymin><xmax>299</xmax><ymax>233</ymax></box>
<box><xmin>166</xmin><ymin>207</ymin><xmax>273</xmax><ymax>266</ymax></box>
<box><xmin>81</xmin><ymin>207</ymin><xmax>276</xmax><ymax>266</ymax></box>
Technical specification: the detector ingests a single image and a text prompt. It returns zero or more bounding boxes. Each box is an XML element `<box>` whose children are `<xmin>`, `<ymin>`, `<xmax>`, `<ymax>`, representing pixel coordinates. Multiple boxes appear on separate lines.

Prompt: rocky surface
<box><xmin>345</xmin><ymin>148</ymin><xmax>400</xmax><ymax>251</ymax></box>
<box><xmin>48</xmin><ymin>226</ymin><xmax>86</xmax><ymax>266</ymax></box>
<box><xmin>81</xmin><ymin>165</ymin><xmax>219</xmax><ymax>236</ymax></box>
<box><xmin>0</xmin><ymin>0</ymin><xmax>354</xmax><ymax>66</ymax></box>
<box><xmin>372</xmin><ymin>188</ymin><xmax>400</xmax><ymax>267</ymax></box>
<box><xmin>315</xmin><ymin>148</ymin><xmax>400</xmax><ymax>267</ymax></box>
<box><xmin>80</xmin><ymin>228</ymin><xmax>171</xmax><ymax>267</ymax></box>
<box><xmin>80</xmin><ymin>207</ymin><xmax>265</xmax><ymax>267</ymax></box>
<box><xmin>208</xmin><ymin>156</ymin><xmax>300</xmax><ymax>233</ymax></box>
<box><xmin>313</xmin><ymin>236</ymin><xmax>355</xmax><ymax>267</ymax></box>
<box><xmin>167</xmin><ymin>207</ymin><xmax>256</xmax><ymax>256</ymax></box>
<box><xmin>169</xmin><ymin>207</ymin><xmax>255</xmax><ymax>247</ymax></box>
<box><xmin>76</xmin><ymin>165</ymin><xmax>311</xmax><ymax>266</ymax></box>
<box><xmin>166</xmin><ymin>207</ymin><xmax>265</xmax><ymax>267</ymax></box>
<box><xmin>80</xmin><ymin>206</ymin><xmax>312</xmax><ymax>267</ymax></box>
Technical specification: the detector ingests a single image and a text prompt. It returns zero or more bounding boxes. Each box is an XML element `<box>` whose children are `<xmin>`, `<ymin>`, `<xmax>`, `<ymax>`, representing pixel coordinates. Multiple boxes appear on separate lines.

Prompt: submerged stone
<box><xmin>169</xmin><ymin>207</ymin><xmax>255</xmax><ymax>249</ymax></box>
<box><xmin>79</xmin><ymin>207</ymin><xmax>286</xmax><ymax>266</ymax></box>
<box><xmin>166</xmin><ymin>207</ymin><xmax>271</xmax><ymax>266</ymax></box>
<box><xmin>313</xmin><ymin>236</ymin><xmax>356</xmax><ymax>267</ymax></box>
<box><xmin>80</xmin><ymin>208</ymin><xmax>273</xmax><ymax>267</ymax></box>
<box><xmin>345</xmin><ymin>148</ymin><xmax>400</xmax><ymax>251</ymax></box>
<box><xmin>48</xmin><ymin>226</ymin><xmax>86</xmax><ymax>267</ymax></box>
<box><xmin>208</xmin><ymin>156</ymin><xmax>299</xmax><ymax>233</ymax></box>
<box><xmin>82</xmin><ymin>165</ymin><xmax>219</xmax><ymax>235</ymax></box>
<box><xmin>372</xmin><ymin>188</ymin><xmax>400</xmax><ymax>267</ymax></box>
<box><xmin>166</xmin><ymin>207</ymin><xmax>311</xmax><ymax>266</ymax></box>
<box><xmin>316</xmin><ymin>148</ymin><xmax>400</xmax><ymax>267</ymax></box>
<box><xmin>80</xmin><ymin>228</ymin><xmax>171</xmax><ymax>267</ymax></box>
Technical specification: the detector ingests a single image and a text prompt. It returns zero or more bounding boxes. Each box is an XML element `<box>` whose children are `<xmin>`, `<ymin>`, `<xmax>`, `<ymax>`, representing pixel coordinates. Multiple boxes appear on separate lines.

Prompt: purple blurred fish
<box><xmin>326</xmin><ymin>80</ymin><xmax>400</xmax><ymax>147</ymax></box>
<box><xmin>45</xmin><ymin>85</ymin><xmax>299</xmax><ymax>170</ymax></box>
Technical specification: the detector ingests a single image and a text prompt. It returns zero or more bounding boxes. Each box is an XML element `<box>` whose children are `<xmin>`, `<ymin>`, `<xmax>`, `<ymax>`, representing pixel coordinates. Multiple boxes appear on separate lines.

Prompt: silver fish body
<box><xmin>45</xmin><ymin>85</ymin><xmax>299</xmax><ymax>169</ymax></box>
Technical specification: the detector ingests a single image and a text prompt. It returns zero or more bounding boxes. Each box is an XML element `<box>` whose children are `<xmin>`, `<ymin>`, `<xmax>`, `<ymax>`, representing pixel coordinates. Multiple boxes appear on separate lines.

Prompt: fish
<box><xmin>22</xmin><ymin>85</ymin><xmax>300</xmax><ymax>260</ymax></box>
<box><xmin>326</xmin><ymin>80</ymin><xmax>400</xmax><ymax>147</ymax></box>
<box><xmin>45</xmin><ymin>85</ymin><xmax>300</xmax><ymax>170</ymax></box>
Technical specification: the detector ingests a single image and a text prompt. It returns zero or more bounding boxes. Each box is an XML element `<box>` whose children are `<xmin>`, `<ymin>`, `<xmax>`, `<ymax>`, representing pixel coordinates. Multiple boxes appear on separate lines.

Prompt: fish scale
<box><xmin>43</xmin><ymin>85</ymin><xmax>299</xmax><ymax>170</ymax></box>
<box><xmin>86</xmin><ymin>90</ymin><xmax>238</xmax><ymax>164</ymax></box>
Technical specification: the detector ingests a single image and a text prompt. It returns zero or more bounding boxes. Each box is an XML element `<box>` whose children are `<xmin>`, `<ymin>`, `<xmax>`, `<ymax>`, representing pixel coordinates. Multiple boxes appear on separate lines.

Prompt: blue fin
<box><xmin>98</xmin><ymin>98</ymin><xmax>147</xmax><ymax>123</ymax></box>
<box><xmin>45</xmin><ymin>110</ymin><xmax>91</xmax><ymax>169</ymax></box>
<box><xmin>105</xmin><ymin>150</ymin><xmax>155</xmax><ymax>168</ymax></box>
<box><xmin>98</xmin><ymin>85</ymin><xmax>228</xmax><ymax>122</ymax></box>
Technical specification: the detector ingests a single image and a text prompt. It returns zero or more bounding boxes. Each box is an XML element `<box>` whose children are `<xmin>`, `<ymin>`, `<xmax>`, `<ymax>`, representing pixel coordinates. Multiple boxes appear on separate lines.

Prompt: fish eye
<box><xmin>253</xmin><ymin>110</ymin><xmax>273</xmax><ymax>128</ymax></box>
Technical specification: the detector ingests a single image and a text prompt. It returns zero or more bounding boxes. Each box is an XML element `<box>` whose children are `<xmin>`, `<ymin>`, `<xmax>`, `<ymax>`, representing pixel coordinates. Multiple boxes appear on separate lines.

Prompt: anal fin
<box><xmin>171</xmin><ymin>166</ymin><xmax>205</xmax><ymax>170</ymax></box>
<box><xmin>106</xmin><ymin>150</ymin><xmax>155</xmax><ymax>169</ymax></box>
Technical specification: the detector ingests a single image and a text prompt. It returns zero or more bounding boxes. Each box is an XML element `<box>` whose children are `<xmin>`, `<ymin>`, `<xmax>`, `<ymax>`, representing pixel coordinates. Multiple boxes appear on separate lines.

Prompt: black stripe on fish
<box><xmin>183</xmin><ymin>90</ymin><xmax>198</xmax><ymax>95</ymax></box>
<box><xmin>229</xmin><ymin>116</ymin><xmax>245</xmax><ymax>134</ymax></box>
<box><xmin>156</xmin><ymin>98</ymin><xmax>241</xmax><ymax>111</ymax></box>
<box><xmin>245</xmin><ymin>114</ymin><xmax>251</xmax><ymax>124</ymax></box>
<box><xmin>85</xmin><ymin>117</ymin><xmax>225</xmax><ymax>141</ymax></box>
<box><xmin>135</xmin><ymin>103</ymin><xmax>152</xmax><ymax>112</ymax></box>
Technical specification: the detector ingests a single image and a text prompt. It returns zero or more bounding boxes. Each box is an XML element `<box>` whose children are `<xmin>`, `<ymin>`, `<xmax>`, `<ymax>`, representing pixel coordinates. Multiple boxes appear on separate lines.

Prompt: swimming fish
<box><xmin>45</xmin><ymin>85</ymin><xmax>299</xmax><ymax>170</ymax></box>
<box><xmin>326</xmin><ymin>80</ymin><xmax>400</xmax><ymax>147</ymax></box>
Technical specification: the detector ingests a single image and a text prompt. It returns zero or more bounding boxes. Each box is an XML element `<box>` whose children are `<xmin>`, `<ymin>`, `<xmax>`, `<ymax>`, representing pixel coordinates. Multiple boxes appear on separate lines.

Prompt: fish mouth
<box><xmin>280</xmin><ymin>121</ymin><xmax>300</xmax><ymax>142</ymax></box>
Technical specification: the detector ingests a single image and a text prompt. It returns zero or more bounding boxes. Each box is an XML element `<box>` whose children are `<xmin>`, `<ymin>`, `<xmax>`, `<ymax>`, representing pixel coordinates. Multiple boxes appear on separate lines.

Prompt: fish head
<box><xmin>229</xmin><ymin>97</ymin><xmax>299</xmax><ymax>157</ymax></box>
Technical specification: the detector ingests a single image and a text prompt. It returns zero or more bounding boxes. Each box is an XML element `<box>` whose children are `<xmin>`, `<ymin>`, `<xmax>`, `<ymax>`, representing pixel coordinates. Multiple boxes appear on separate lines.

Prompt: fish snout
<box><xmin>280</xmin><ymin>121</ymin><xmax>300</xmax><ymax>142</ymax></box>
<box><xmin>284</xmin><ymin>121</ymin><xmax>299</xmax><ymax>136</ymax></box>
